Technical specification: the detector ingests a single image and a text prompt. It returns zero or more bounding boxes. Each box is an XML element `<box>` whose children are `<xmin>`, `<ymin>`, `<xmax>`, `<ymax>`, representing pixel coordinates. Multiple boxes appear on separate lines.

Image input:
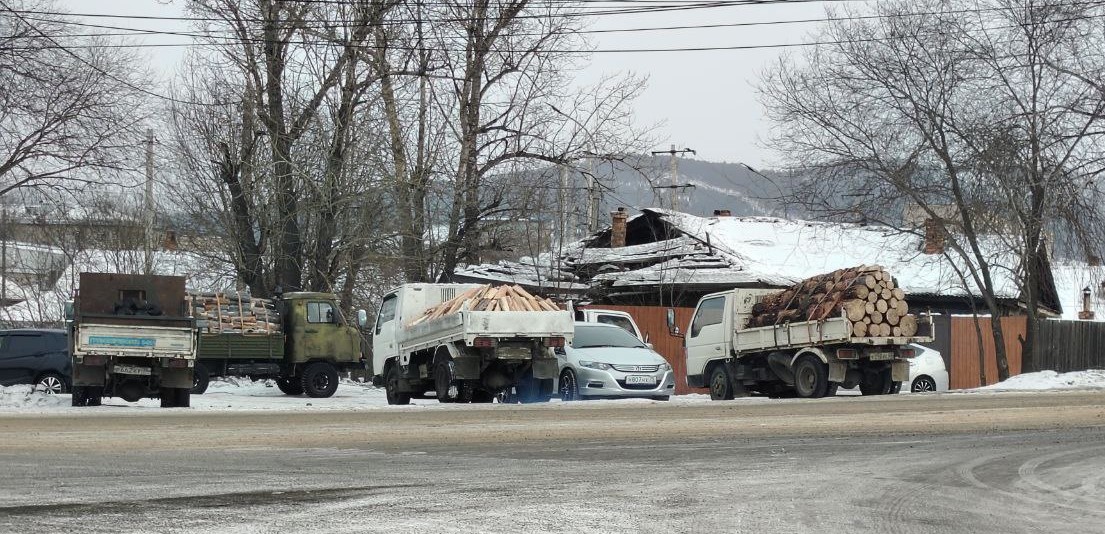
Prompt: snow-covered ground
<box><xmin>2</xmin><ymin>370</ymin><xmax>1103</xmax><ymax>413</ymax></box>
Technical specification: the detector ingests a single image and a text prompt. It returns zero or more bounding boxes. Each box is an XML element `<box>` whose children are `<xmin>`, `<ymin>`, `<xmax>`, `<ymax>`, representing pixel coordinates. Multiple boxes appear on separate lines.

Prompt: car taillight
<box><xmin>166</xmin><ymin>358</ymin><xmax>191</xmax><ymax>368</ymax></box>
<box><xmin>473</xmin><ymin>337</ymin><xmax>496</xmax><ymax>348</ymax></box>
<box><xmin>899</xmin><ymin>348</ymin><xmax>916</xmax><ymax>358</ymax></box>
<box><xmin>544</xmin><ymin>337</ymin><xmax>565</xmax><ymax>348</ymax></box>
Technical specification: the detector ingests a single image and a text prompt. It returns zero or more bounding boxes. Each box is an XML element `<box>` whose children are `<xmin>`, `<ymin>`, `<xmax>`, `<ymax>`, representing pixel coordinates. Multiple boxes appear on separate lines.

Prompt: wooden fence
<box><xmin>947</xmin><ymin>316</ymin><xmax>1025</xmax><ymax>389</ymax></box>
<box><xmin>1035</xmin><ymin>319</ymin><xmax>1105</xmax><ymax>373</ymax></box>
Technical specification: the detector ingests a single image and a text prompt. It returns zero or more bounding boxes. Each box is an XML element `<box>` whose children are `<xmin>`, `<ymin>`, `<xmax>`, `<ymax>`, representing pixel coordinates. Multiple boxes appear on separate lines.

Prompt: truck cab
<box><xmin>576</xmin><ymin>308</ymin><xmax>644</xmax><ymax>341</ymax></box>
<box><xmin>281</xmin><ymin>292</ymin><xmax>363</xmax><ymax>367</ymax></box>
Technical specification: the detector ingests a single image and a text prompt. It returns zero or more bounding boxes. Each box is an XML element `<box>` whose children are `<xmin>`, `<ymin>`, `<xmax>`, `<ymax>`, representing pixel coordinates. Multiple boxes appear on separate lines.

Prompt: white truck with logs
<box><xmin>681</xmin><ymin>266</ymin><xmax>934</xmax><ymax>399</ymax></box>
<box><xmin>371</xmin><ymin>283</ymin><xmax>575</xmax><ymax>404</ymax></box>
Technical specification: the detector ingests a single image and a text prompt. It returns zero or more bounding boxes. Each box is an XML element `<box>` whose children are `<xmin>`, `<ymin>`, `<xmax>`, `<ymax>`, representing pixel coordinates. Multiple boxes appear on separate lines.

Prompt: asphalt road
<box><xmin>1</xmin><ymin>391</ymin><xmax>1104</xmax><ymax>533</ymax></box>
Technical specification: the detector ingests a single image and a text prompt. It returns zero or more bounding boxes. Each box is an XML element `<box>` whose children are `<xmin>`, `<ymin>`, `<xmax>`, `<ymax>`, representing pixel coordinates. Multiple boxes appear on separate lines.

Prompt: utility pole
<box><xmin>144</xmin><ymin>129</ymin><xmax>154</xmax><ymax>275</ymax></box>
<box><xmin>651</xmin><ymin>145</ymin><xmax>696</xmax><ymax>211</ymax></box>
<box><xmin>1</xmin><ymin>207</ymin><xmax>7</xmax><ymax>309</ymax></box>
<box><xmin>586</xmin><ymin>155</ymin><xmax>600</xmax><ymax>233</ymax></box>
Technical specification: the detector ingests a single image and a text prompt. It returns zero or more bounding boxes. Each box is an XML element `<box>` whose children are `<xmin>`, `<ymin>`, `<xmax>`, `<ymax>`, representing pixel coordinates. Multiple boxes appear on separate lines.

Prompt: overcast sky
<box><xmin>58</xmin><ymin>0</ymin><xmax>837</xmax><ymax>168</ymax></box>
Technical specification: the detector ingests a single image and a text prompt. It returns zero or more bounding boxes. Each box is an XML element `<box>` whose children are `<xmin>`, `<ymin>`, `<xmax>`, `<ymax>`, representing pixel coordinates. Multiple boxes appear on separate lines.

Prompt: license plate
<box><xmin>625</xmin><ymin>375</ymin><xmax>656</xmax><ymax>385</ymax></box>
<box><xmin>114</xmin><ymin>364</ymin><xmax>151</xmax><ymax>376</ymax></box>
<box><xmin>868</xmin><ymin>352</ymin><xmax>895</xmax><ymax>361</ymax></box>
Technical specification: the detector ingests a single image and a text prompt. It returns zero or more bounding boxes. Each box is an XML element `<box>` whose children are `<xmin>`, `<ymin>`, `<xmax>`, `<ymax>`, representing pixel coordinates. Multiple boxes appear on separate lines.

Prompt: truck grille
<box><xmin>610</xmin><ymin>364</ymin><xmax>659</xmax><ymax>373</ymax></box>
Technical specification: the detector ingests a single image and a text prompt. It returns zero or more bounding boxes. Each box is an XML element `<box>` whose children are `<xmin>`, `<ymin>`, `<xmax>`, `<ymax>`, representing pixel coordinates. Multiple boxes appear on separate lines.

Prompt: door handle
<box><xmin>713</xmin><ymin>346</ymin><xmax>722</xmax><ymax>351</ymax></box>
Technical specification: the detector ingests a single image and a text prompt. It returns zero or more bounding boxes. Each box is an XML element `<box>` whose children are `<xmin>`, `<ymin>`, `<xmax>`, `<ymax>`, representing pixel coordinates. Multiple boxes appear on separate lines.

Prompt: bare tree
<box><xmin>0</xmin><ymin>0</ymin><xmax>150</xmax><ymax>198</ymax></box>
<box><xmin>761</xmin><ymin>0</ymin><xmax>1105</xmax><ymax>379</ymax></box>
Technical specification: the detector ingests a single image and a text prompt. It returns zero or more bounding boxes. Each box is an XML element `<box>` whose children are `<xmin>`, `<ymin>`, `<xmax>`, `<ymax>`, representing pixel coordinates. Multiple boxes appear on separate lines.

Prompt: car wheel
<box><xmin>793</xmin><ymin>355</ymin><xmax>829</xmax><ymax>398</ymax></box>
<box><xmin>709</xmin><ymin>365</ymin><xmax>733</xmax><ymax>401</ymax></box>
<box><xmin>300</xmin><ymin>362</ymin><xmax>339</xmax><ymax>398</ymax></box>
<box><xmin>191</xmin><ymin>364</ymin><xmax>210</xmax><ymax>395</ymax></box>
<box><xmin>36</xmin><ymin>373</ymin><xmax>68</xmax><ymax>395</ymax></box>
<box><xmin>559</xmin><ymin>369</ymin><xmax>580</xmax><ymax>401</ymax></box>
<box><xmin>911</xmin><ymin>375</ymin><xmax>937</xmax><ymax>393</ymax></box>
<box><xmin>385</xmin><ymin>365</ymin><xmax>411</xmax><ymax>405</ymax></box>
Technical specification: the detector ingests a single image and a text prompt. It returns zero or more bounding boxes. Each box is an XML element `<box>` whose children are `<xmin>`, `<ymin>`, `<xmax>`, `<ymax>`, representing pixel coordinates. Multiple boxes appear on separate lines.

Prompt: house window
<box><xmin>307</xmin><ymin>302</ymin><xmax>335</xmax><ymax>324</ymax></box>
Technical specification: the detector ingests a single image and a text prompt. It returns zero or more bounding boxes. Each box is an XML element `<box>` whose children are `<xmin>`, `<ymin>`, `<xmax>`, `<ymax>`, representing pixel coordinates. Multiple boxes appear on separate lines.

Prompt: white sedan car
<box><xmin>556</xmin><ymin>322</ymin><xmax>676</xmax><ymax>401</ymax></box>
<box><xmin>899</xmin><ymin>344</ymin><xmax>949</xmax><ymax>393</ymax></box>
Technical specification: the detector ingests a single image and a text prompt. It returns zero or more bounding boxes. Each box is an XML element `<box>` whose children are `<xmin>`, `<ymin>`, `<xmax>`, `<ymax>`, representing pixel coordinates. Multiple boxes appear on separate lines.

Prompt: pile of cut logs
<box><xmin>188</xmin><ymin>292</ymin><xmax>282</xmax><ymax>334</ymax></box>
<box><xmin>747</xmin><ymin>265</ymin><xmax>919</xmax><ymax>338</ymax></box>
<box><xmin>406</xmin><ymin>284</ymin><xmax>561</xmax><ymax>327</ymax></box>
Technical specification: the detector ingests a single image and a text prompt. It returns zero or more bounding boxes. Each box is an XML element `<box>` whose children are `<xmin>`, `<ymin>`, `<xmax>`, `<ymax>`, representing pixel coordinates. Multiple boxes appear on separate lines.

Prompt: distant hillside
<box><xmin>585</xmin><ymin>155</ymin><xmax>793</xmax><ymax>218</ymax></box>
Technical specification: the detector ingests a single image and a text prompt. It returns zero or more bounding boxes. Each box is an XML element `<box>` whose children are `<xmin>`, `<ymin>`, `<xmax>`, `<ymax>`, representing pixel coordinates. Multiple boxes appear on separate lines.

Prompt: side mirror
<box><xmin>646</xmin><ymin>342</ymin><xmax>654</xmax><ymax>350</ymax></box>
<box><xmin>356</xmin><ymin>309</ymin><xmax>368</xmax><ymax>328</ymax></box>
<box><xmin>666</xmin><ymin>308</ymin><xmax>683</xmax><ymax>338</ymax></box>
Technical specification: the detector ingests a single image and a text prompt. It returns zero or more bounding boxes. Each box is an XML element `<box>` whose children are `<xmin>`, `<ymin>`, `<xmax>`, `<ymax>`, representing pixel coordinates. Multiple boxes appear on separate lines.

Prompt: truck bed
<box><xmin>733</xmin><ymin>315</ymin><xmax>933</xmax><ymax>354</ymax></box>
<box><xmin>400</xmin><ymin>309</ymin><xmax>574</xmax><ymax>354</ymax></box>
<box><xmin>197</xmin><ymin>332</ymin><xmax>283</xmax><ymax>360</ymax></box>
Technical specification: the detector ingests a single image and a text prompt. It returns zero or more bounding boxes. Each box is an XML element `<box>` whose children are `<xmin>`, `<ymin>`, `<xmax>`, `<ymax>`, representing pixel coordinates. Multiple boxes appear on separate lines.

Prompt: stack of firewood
<box><xmin>747</xmin><ymin>265</ymin><xmax>919</xmax><ymax>338</ymax></box>
<box><xmin>188</xmin><ymin>292</ymin><xmax>282</xmax><ymax>334</ymax></box>
<box><xmin>405</xmin><ymin>284</ymin><xmax>561</xmax><ymax>327</ymax></box>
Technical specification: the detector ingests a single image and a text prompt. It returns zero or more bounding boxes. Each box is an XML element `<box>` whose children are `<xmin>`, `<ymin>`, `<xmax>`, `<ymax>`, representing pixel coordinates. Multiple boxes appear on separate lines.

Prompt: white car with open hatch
<box><xmin>556</xmin><ymin>322</ymin><xmax>675</xmax><ymax>401</ymax></box>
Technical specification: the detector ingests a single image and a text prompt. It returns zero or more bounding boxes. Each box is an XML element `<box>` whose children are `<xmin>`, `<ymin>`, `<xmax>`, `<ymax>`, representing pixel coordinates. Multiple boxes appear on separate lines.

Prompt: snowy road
<box><xmin>1</xmin><ymin>389</ymin><xmax>1104</xmax><ymax>533</ymax></box>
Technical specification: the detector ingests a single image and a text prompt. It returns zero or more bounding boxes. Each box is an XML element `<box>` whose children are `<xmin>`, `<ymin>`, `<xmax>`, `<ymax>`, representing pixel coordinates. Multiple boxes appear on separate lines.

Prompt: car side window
<box><xmin>47</xmin><ymin>333</ymin><xmax>67</xmax><ymax>353</ymax></box>
<box><xmin>375</xmin><ymin>294</ymin><xmax>397</xmax><ymax>335</ymax></box>
<box><xmin>307</xmin><ymin>302</ymin><xmax>335</xmax><ymax>324</ymax></box>
<box><xmin>690</xmin><ymin>297</ymin><xmax>725</xmax><ymax>338</ymax></box>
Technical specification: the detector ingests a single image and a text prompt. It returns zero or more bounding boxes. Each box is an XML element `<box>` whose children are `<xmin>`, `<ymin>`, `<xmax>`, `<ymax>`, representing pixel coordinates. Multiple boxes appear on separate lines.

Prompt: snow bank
<box><xmin>0</xmin><ymin>385</ymin><xmax>70</xmax><ymax>410</ymax></box>
<box><xmin>976</xmin><ymin>369</ymin><xmax>1105</xmax><ymax>391</ymax></box>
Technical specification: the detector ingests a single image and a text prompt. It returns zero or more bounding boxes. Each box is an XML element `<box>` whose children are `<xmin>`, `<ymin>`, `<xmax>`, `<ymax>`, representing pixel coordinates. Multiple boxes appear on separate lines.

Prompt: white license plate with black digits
<box><xmin>114</xmin><ymin>364</ymin><xmax>152</xmax><ymax>376</ymax></box>
<box><xmin>625</xmin><ymin>375</ymin><xmax>656</xmax><ymax>385</ymax></box>
<box><xmin>869</xmin><ymin>352</ymin><xmax>895</xmax><ymax>361</ymax></box>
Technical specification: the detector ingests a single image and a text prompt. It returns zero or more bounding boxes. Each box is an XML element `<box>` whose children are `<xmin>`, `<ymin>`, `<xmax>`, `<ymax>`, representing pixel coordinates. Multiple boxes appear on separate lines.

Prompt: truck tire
<box><xmin>301</xmin><ymin>362</ymin><xmax>339</xmax><ymax>398</ymax></box>
<box><xmin>709</xmin><ymin>365</ymin><xmax>734</xmax><ymax>401</ymax></box>
<box><xmin>86</xmin><ymin>386</ymin><xmax>103</xmax><ymax>406</ymax></box>
<box><xmin>191</xmin><ymin>364</ymin><xmax>210</xmax><ymax>395</ymax></box>
<box><xmin>277</xmin><ymin>377</ymin><xmax>304</xmax><ymax>395</ymax></box>
<box><xmin>793</xmin><ymin>355</ymin><xmax>829</xmax><ymax>398</ymax></box>
<box><xmin>71</xmin><ymin>386</ymin><xmax>87</xmax><ymax>407</ymax></box>
<box><xmin>160</xmin><ymin>387</ymin><xmax>177</xmax><ymax>408</ymax></box>
<box><xmin>434</xmin><ymin>359</ymin><xmax>458</xmax><ymax>403</ymax></box>
<box><xmin>559</xmin><ymin>369</ymin><xmax>580</xmax><ymax>401</ymax></box>
<box><xmin>385</xmin><ymin>365</ymin><xmax>411</xmax><ymax>405</ymax></box>
<box><xmin>859</xmin><ymin>369</ymin><xmax>893</xmax><ymax>396</ymax></box>
<box><xmin>175</xmin><ymin>388</ymin><xmax>191</xmax><ymax>408</ymax></box>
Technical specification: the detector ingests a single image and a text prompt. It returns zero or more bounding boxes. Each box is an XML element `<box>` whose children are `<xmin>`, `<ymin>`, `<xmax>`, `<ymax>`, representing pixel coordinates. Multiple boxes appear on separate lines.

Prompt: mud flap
<box><xmin>828</xmin><ymin>362</ymin><xmax>847</xmax><ymax>383</ymax></box>
<box><xmin>891</xmin><ymin>360</ymin><xmax>910</xmax><ymax>382</ymax></box>
<box><xmin>160</xmin><ymin>366</ymin><xmax>193</xmax><ymax>389</ymax></box>
<box><xmin>72</xmin><ymin>363</ymin><xmax>107</xmax><ymax>387</ymax></box>
<box><xmin>453</xmin><ymin>355</ymin><xmax>481</xmax><ymax>380</ymax></box>
<box><xmin>531</xmin><ymin>356</ymin><xmax>558</xmax><ymax>379</ymax></box>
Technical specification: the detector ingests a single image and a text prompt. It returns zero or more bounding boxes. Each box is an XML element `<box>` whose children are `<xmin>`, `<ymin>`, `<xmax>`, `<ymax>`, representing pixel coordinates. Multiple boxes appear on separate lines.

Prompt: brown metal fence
<box><xmin>584</xmin><ymin>305</ymin><xmax>703</xmax><ymax>395</ymax></box>
<box><xmin>948</xmin><ymin>316</ymin><xmax>1025</xmax><ymax>389</ymax></box>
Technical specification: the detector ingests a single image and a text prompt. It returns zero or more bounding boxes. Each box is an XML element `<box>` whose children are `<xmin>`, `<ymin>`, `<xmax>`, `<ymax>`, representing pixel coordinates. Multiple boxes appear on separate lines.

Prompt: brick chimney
<box><xmin>611</xmin><ymin>207</ymin><xmax>628</xmax><ymax>248</ymax></box>
<box><xmin>713</xmin><ymin>209</ymin><xmax>732</xmax><ymax>217</ymax></box>
<box><xmin>922</xmin><ymin>218</ymin><xmax>946</xmax><ymax>255</ymax></box>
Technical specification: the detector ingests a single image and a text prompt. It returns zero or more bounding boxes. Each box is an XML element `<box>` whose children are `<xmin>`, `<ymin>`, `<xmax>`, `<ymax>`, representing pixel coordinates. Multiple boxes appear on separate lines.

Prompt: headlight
<box><xmin>657</xmin><ymin>362</ymin><xmax>670</xmax><ymax>372</ymax></box>
<box><xmin>579</xmin><ymin>361</ymin><xmax>611</xmax><ymax>370</ymax></box>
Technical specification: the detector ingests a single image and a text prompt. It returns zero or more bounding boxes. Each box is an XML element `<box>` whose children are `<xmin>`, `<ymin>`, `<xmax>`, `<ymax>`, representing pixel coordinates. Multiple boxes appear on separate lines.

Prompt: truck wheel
<box><xmin>559</xmin><ymin>369</ymin><xmax>580</xmax><ymax>401</ymax></box>
<box><xmin>175</xmin><ymin>388</ymin><xmax>191</xmax><ymax>408</ymax></box>
<box><xmin>71</xmin><ymin>386</ymin><xmax>87</xmax><ymax>407</ymax></box>
<box><xmin>277</xmin><ymin>377</ymin><xmax>304</xmax><ymax>395</ymax></box>
<box><xmin>859</xmin><ymin>369</ymin><xmax>892</xmax><ymax>395</ymax></box>
<box><xmin>709</xmin><ymin>366</ymin><xmax>734</xmax><ymax>401</ymax></box>
<box><xmin>160</xmin><ymin>387</ymin><xmax>177</xmax><ymax>408</ymax></box>
<box><xmin>87</xmin><ymin>386</ymin><xmax>103</xmax><ymax>406</ymax></box>
<box><xmin>385</xmin><ymin>365</ymin><xmax>411</xmax><ymax>405</ymax></box>
<box><xmin>434</xmin><ymin>359</ymin><xmax>458</xmax><ymax>403</ymax></box>
<box><xmin>191</xmin><ymin>364</ymin><xmax>210</xmax><ymax>395</ymax></box>
<box><xmin>793</xmin><ymin>355</ymin><xmax>829</xmax><ymax>398</ymax></box>
<box><xmin>826</xmin><ymin>383</ymin><xmax>840</xmax><ymax>397</ymax></box>
<box><xmin>301</xmin><ymin>362</ymin><xmax>339</xmax><ymax>398</ymax></box>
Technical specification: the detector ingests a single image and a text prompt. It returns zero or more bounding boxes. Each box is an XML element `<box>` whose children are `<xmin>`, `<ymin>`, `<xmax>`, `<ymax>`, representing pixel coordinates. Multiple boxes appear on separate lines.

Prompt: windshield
<box><xmin>573</xmin><ymin>325</ymin><xmax>647</xmax><ymax>349</ymax></box>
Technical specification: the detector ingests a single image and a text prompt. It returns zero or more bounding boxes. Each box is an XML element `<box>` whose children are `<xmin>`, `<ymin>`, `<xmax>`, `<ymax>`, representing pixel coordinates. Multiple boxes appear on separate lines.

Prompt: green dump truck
<box><xmin>189</xmin><ymin>291</ymin><xmax>368</xmax><ymax>398</ymax></box>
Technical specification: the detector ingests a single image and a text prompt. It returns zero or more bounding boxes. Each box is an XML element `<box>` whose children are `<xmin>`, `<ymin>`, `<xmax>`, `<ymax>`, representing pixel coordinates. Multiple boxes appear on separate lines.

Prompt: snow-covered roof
<box><xmin>643</xmin><ymin>208</ymin><xmax>1021</xmax><ymax>299</ymax></box>
<box><xmin>453</xmin><ymin>255</ymin><xmax>589</xmax><ymax>293</ymax></box>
